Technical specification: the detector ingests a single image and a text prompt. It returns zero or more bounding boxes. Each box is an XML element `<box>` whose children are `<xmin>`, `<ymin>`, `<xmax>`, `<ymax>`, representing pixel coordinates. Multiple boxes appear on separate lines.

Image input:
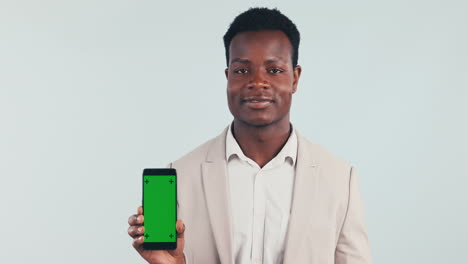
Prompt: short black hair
<box><xmin>223</xmin><ymin>7</ymin><xmax>300</xmax><ymax>68</ymax></box>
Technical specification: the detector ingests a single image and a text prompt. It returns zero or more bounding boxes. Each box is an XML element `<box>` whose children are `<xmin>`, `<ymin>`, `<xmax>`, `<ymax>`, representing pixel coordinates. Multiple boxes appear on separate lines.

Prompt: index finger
<box><xmin>128</xmin><ymin>206</ymin><xmax>144</xmax><ymax>225</ymax></box>
<box><xmin>137</xmin><ymin>205</ymin><xmax>143</xmax><ymax>215</ymax></box>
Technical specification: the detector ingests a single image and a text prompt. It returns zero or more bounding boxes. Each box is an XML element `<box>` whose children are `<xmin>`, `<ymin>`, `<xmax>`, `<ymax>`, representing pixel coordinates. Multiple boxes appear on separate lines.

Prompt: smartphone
<box><xmin>142</xmin><ymin>168</ymin><xmax>177</xmax><ymax>250</ymax></box>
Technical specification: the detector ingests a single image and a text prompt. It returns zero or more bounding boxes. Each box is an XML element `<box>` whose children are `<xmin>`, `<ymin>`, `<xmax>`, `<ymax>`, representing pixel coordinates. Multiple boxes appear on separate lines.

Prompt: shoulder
<box><xmin>170</xmin><ymin>126</ymin><xmax>227</xmax><ymax>168</ymax></box>
<box><xmin>296</xmin><ymin>130</ymin><xmax>354</xmax><ymax>176</ymax></box>
<box><xmin>170</xmin><ymin>137</ymin><xmax>214</xmax><ymax>168</ymax></box>
<box><xmin>308</xmin><ymin>138</ymin><xmax>351</xmax><ymax>166</ymax></box>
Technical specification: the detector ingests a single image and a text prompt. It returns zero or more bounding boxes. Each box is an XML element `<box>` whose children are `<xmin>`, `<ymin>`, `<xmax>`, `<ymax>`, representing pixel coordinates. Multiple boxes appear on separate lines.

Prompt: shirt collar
<box><xmin>225</xmin><ymin>121</ymin><xmax>298</xmax><ymax>167</ymax></box>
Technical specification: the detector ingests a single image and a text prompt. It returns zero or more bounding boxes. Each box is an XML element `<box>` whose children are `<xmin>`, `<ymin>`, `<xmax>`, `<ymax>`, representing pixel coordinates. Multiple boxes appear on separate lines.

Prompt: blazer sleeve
<box><xmin>335</xmin><ymin>167</ymin><xmax>372</xmax><ymax>264</ymax></box>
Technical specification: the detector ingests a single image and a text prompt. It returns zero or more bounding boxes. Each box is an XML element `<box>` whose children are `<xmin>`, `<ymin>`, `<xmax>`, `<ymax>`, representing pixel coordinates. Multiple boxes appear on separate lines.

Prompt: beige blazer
<box><xmin>170</xmin><ymin>126</ymin><xmax>371</xmax><ymax>264</ymax></box>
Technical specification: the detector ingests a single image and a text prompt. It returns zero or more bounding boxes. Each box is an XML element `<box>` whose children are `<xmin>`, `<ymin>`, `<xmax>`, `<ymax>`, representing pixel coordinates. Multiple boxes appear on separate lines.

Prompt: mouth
<box><xmin>242</xmin><ymin>97</ymin><xmax>274</xmax><ymax>109</ymax></box>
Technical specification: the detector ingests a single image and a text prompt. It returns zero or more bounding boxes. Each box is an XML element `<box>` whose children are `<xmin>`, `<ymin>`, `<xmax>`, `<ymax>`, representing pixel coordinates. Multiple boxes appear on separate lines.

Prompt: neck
<box><xmin>231</xmin><ymin>116</ymin><xmax>292</xmax><ymax>168</ymax></box>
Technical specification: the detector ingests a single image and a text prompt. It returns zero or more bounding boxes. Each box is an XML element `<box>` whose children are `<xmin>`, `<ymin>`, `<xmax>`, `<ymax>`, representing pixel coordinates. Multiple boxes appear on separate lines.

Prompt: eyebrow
<box><xmin>230</xmin><ymin>57</ymin><xmax>286</xmax><ymax>65</ymax></box>
<box><xmin>230</xmin><ymin>58</ymin><xmax>250</xmax><ymax>65</ymax></box>
<box><xmin>265</xmin><ymin>58</ymin><xmax>285</xmax><ymax>64</ymax></box>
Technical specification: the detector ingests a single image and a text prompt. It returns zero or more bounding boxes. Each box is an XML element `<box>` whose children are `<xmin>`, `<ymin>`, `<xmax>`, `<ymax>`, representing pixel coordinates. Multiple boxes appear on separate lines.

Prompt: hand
<box><xmin>128</xmin><ymin>206</ymin><xmax>186</xmax><ymax>264</ymax></box>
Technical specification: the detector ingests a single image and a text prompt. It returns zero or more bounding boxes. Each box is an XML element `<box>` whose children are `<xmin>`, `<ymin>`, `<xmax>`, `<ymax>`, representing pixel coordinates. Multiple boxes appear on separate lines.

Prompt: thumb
<box><xmin>176</xmin><ymin>219</ymin><xmax>185</xmax><ymax>239</ymax></box>
<box><xmin>171</xmin><ymin>219</ymin><xmax>186</xmax><ymax>259</ymax></box>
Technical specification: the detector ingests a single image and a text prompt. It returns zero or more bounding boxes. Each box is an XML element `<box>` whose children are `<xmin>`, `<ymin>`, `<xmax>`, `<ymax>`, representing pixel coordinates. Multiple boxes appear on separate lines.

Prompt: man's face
<box><xmin>225</xmin><ymin>30</ymin><xmax>301</xmax><ymax>127</ymax></box>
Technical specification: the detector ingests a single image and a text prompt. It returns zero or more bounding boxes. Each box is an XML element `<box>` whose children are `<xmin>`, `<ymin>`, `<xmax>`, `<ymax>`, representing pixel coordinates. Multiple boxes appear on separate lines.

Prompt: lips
<box><xmin>242</xmin><ymin>96</ymin><xmax>274</xmax><ymax>103</ymax></box>
<box><xmin>242</xmin><ymin>96</ymin><xmax>274</xmax><ymax>109</ymax></box>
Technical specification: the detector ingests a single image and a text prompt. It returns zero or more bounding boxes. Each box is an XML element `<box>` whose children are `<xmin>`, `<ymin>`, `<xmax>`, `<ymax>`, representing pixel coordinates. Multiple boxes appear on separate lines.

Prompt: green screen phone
<box><xmin>142</xmin><ymin>168</ymin><xmax>177</xmax><ymax>250</ymax></box>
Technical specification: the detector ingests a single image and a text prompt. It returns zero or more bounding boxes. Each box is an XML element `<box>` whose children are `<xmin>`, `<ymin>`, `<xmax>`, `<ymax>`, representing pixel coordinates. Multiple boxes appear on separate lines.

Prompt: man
<box><xmin>128</xmin><ymin>7</ymin><xmax>371</xmax><ymax>264</ymax></box>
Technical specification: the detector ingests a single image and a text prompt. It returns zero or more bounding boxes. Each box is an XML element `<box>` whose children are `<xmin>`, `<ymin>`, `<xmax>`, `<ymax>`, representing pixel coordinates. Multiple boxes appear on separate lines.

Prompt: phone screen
<box><xmin>142</xmin><ymin>168</ymin><xmax>177</xmax><ymax>250</ymax></box>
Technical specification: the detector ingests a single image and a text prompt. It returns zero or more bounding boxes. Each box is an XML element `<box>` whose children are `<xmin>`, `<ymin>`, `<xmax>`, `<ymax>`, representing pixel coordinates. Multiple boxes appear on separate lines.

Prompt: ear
<box><xmin>225</xmin><ymin>68</ymin><xmax>229</xmax><ymax>80</ymax></box>
<box><xmin>292</xmin><ymin>65</ymin><xmax>302</xmax><ymax>94</ymax></box>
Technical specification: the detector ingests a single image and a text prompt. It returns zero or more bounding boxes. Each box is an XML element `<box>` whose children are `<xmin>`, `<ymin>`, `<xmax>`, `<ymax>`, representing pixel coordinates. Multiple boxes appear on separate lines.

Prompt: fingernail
<box><xmin>138</xmin><ymin>227</ymin><xmax>142</xmax><ymax>232</ymax></box>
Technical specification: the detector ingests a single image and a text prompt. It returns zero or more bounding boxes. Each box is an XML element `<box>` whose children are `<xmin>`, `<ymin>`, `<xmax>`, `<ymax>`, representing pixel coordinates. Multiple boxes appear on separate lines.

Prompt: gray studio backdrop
<box><xmin>1</xmin><ymin>0</ymin><xmax>467</xmax><ymax>263</ymax></box>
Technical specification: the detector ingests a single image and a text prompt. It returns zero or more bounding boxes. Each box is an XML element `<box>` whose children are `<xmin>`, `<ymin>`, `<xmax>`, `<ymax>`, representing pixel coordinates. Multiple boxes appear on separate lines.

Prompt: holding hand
<box><xmin>128</xmin><ymin>206</ymin><xmax>186</xmax><ymax>264</ymax></box>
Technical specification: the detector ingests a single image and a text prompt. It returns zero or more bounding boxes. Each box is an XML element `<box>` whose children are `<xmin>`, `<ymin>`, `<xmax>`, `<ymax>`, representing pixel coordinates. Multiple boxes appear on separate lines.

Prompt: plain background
<box><xmin>1</xmin><ymin>0</ymin><xmax>467</xmax><ymax>263</ymax></box>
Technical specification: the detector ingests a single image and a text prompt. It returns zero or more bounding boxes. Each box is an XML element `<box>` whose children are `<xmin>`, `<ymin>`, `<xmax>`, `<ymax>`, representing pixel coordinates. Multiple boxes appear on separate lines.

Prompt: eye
<box><xmin>234</xmin><ymin>68</ymin><xmax>249</xmax><ymax>74</ymax></box>
<box><xmin>268</xmin><ymin>68</ymin><xmax>284</xmax><ymax>74</ymax></box>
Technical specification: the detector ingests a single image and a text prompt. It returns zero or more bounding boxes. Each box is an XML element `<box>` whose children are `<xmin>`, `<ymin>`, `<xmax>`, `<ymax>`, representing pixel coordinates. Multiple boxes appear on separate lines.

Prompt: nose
<box><xmin>247</xmin><ymin>69</ymin><xmax>270</xmax><ymax>90</ymax></box>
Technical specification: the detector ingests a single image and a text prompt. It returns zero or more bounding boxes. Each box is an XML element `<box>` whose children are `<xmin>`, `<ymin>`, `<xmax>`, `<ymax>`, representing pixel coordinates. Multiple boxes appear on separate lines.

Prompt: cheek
<box><xmin>226</xmin><ymin>88</ymin><xmax>240</xmax><ymax>109</ymax></box>
<box><xmin>227</xmin><ymin>82</ymin><xmax>242</xmax><ymax>97</ymax></box>
<box><xmin>226</xmin><ymin>88</ymin><xmax>237</xmax><ymax>100</ymax></box>
<box><xmin>275</xmin><ymin>88</ymin><xmax>293</xmax><ymax>103</ymax></box>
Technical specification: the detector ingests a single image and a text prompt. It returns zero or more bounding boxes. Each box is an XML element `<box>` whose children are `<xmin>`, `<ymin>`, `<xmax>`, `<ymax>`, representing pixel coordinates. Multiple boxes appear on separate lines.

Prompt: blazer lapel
<box><xmin>201</xmin><ymin>126</ymin><xmax>235</xmax><ymax>264</ymax></box>
<box><xmin>283</xmin><ymin>129</ymin><xmax>319</xmax><ymax>263</ymax></box>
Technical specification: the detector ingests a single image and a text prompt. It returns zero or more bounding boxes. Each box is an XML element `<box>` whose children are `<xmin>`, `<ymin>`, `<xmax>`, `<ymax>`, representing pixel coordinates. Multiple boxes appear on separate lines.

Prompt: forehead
<box><xmin>229</xmin><ymin>30</ymin><xmax>292</xmax><ymax>63</ymax></box>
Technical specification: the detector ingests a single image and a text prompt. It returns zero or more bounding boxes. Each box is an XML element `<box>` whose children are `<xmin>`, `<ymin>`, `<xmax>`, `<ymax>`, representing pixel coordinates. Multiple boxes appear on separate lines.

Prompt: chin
<box><xmin>239</xmin><ymin>117</ymin><xmax>276</xmax><ymax>127</ymax></box>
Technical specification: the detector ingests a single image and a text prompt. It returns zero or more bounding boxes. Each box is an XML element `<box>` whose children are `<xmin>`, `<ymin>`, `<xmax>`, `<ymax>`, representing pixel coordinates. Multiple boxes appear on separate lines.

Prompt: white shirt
<box><xmin>226</xmin><ymin>122</ymin><xmax>297</xmax><ymax>264</ymax></box>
